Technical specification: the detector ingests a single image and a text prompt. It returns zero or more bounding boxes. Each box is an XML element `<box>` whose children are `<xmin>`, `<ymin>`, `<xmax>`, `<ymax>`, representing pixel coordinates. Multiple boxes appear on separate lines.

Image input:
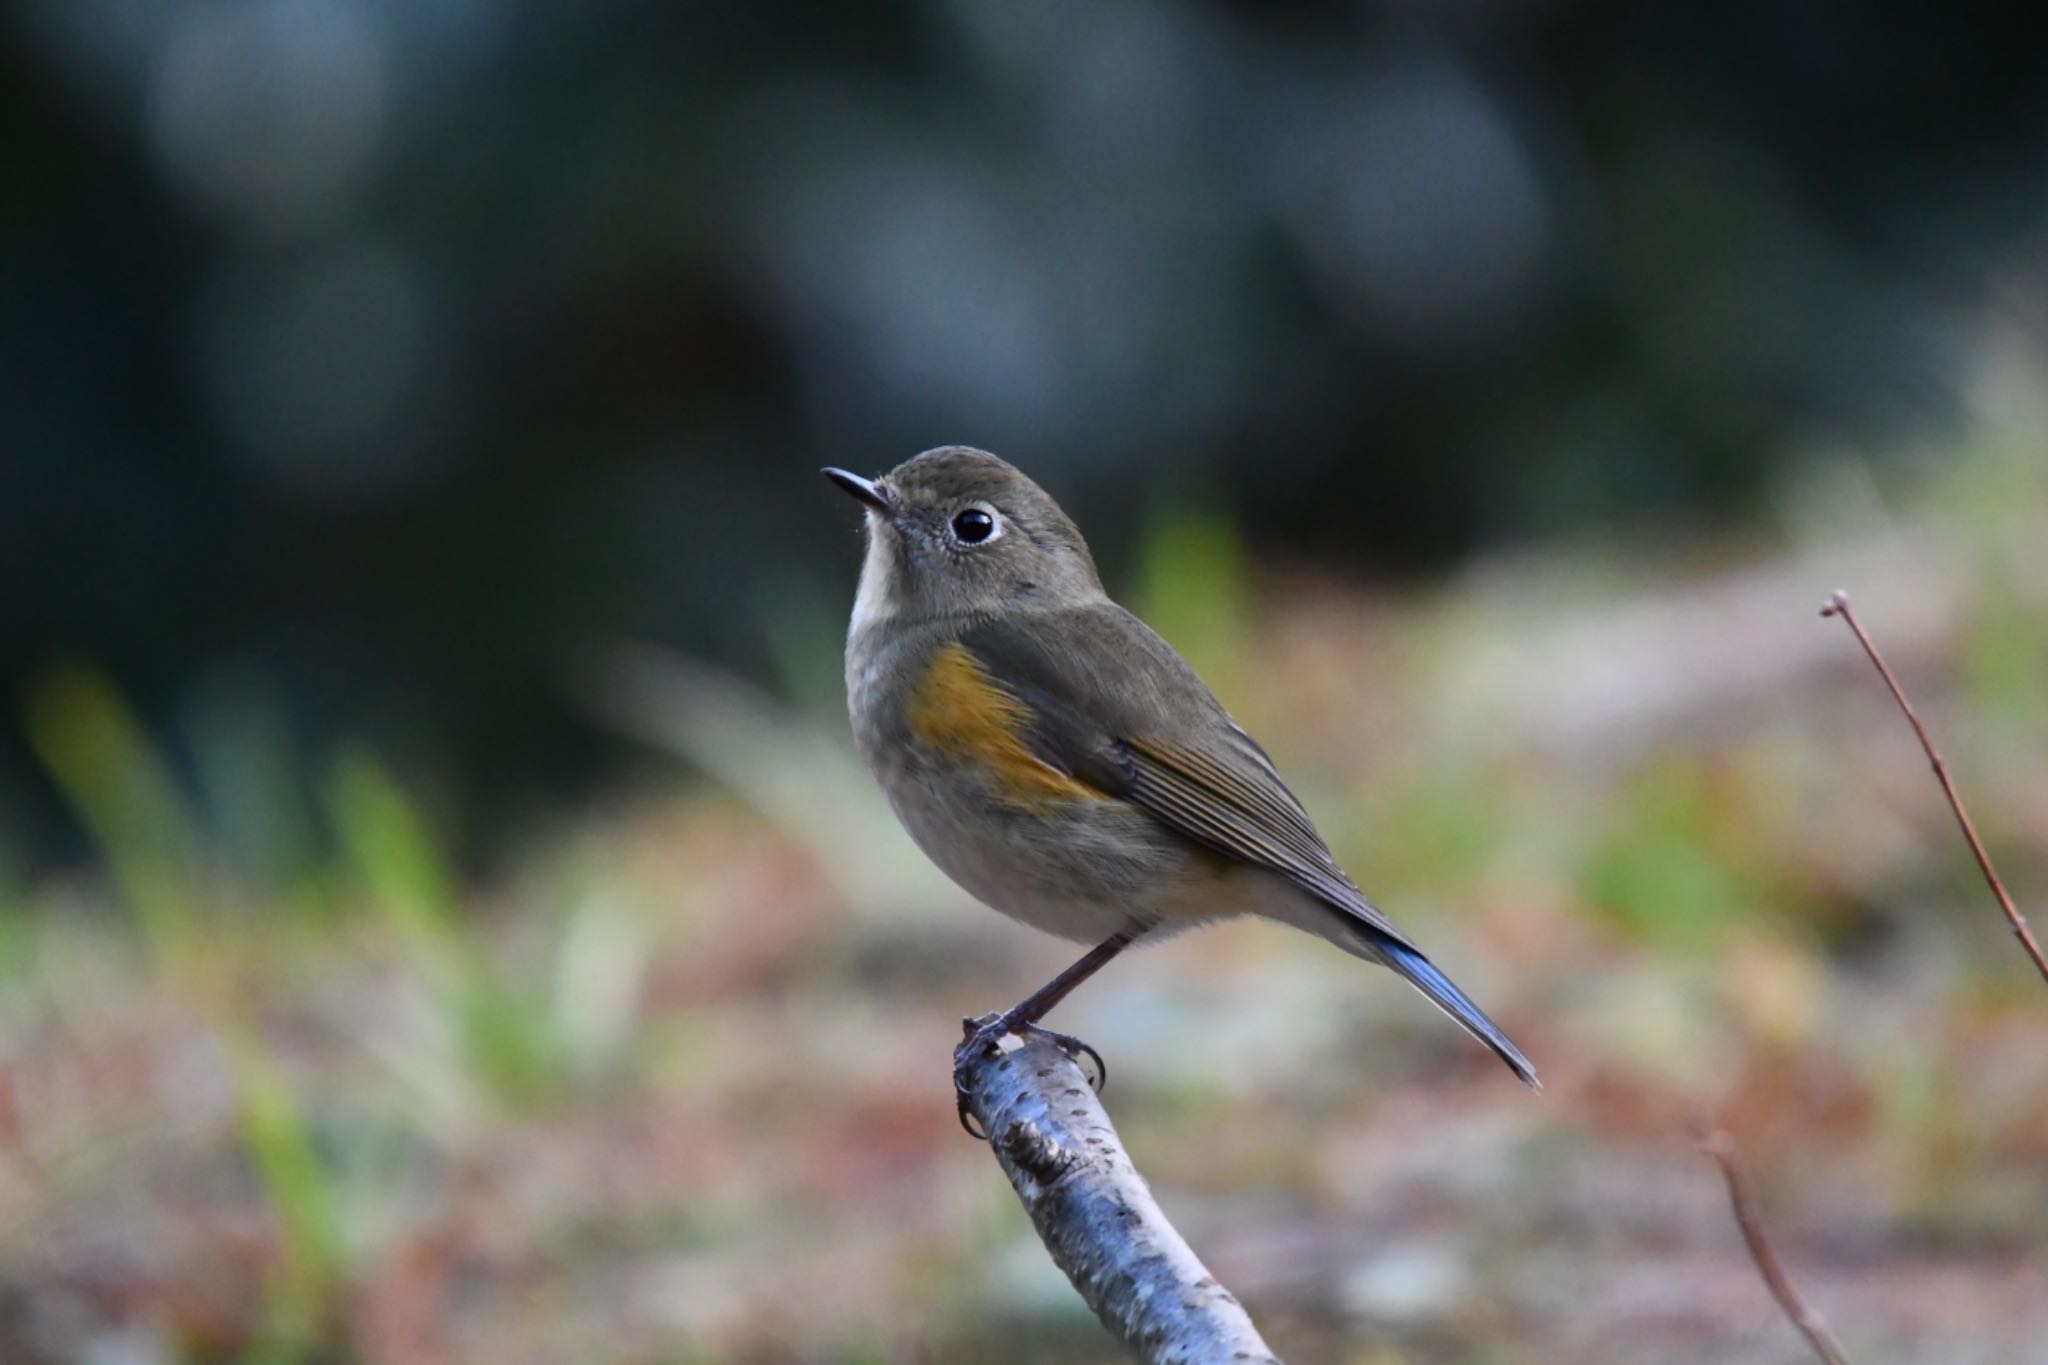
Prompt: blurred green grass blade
<box><xmin>329</xmin><ymin>751</ymin><xmax>556</xmax><ymax>1103</ymax></box>
<box><xmin>461</xmin><ymin>976</ymin><xmax>557</xmax><ymax>1104</ymax></box>
<box><xmin>22</xmin><ymin>659</ymin><xmax>200</xmax><ymax>951</ymax></box>
<box><xmin>229</xmin><ymin>1033</ymin><xmax>345</xmax><ymax>1358</ymax></box>
<box><xmin>328</xmin><ymin>751</ymin><xmax>459</xmax><ymax>962</ymax></box>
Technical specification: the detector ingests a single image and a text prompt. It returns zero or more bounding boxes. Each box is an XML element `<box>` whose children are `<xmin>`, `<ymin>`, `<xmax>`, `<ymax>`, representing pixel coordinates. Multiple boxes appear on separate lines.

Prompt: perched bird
<box><xmin>826</xmin><ymin>446</ymin><xmax>1537</xmax><ymax>1093</ymax></box>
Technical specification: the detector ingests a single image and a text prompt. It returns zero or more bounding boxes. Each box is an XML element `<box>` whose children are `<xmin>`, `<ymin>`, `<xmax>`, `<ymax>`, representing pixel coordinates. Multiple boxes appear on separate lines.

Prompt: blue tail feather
<box><xmin>1377</xmin><ymin>939</ymin><xmax>1540</xmax><ymax>1091</ymax></box>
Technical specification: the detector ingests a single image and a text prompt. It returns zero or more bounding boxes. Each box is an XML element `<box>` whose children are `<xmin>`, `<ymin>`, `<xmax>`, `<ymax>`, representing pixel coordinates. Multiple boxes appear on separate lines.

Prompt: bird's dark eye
<box><xmin>951</xmin><ymin>507</ymin><xmax>996</xmax><ymax>544</ymax></box>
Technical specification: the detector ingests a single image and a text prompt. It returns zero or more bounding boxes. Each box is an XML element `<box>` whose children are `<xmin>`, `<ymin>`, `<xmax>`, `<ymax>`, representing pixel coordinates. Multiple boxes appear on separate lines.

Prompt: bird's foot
<box><xmin>952</xmin><ymin>1010</ymin><xmax>1108</xmax><ymax>1139</ymax></box>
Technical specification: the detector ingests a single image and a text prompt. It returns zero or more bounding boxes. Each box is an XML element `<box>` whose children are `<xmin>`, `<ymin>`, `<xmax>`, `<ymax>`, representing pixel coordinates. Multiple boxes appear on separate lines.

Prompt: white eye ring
<box><xmin>949</xmin><ymin>503</ymin><xmax>1002</xmax><ymax>546</ymax></box>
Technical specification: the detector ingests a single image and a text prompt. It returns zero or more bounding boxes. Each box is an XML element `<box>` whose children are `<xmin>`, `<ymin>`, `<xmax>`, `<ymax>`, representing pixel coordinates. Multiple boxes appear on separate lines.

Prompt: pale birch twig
<box><xmin>955</xmin><ymin>1029</ymin><xmax>1283</xmax><ymax>1364</ymax></box>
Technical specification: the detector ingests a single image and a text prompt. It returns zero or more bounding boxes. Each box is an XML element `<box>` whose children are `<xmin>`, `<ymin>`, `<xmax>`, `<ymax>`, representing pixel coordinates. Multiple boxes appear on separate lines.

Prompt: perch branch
<box><xmin>955</xmin><ymin>1027</ymin><xmax>1282</xmax><ymax>1364</ymax></box>
<box><xmin>1820</xmin><ymin>590</ymin><xmax>2048</xmax><ymax>984</ymax></box>
<box><xmin>1698</xmin><ymin>1128</ymin><xmax>1850</xmax><ymax>1365</ymax></box>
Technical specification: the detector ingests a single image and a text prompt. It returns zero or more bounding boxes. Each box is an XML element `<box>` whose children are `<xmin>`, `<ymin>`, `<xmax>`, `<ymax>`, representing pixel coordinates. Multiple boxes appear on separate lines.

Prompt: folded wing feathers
<box><xmin>1120</xmin><ymin>735</ymin><xmax>1408</xmax><ymax>944</ymax></box>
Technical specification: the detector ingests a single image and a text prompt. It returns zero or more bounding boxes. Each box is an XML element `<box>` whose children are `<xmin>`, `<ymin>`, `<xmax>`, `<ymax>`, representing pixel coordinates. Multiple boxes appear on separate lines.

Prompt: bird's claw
<box><xmin>952</xmin><ymin>1012</ymin><xmax>1109</xmax><ymax>1139</ymax></box>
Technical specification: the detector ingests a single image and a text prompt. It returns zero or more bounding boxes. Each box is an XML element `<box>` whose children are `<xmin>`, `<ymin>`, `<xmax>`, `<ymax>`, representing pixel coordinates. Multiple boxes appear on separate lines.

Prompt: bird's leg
<box><xmin>956</xmin><ymin>927</ymin><xmax>1137</xmax><ymax>1136</ymax></box>
<box><xmin>962</xmin><ymin>927</ymin><xmax>1136</xmax><ymax>1064</ymax></box>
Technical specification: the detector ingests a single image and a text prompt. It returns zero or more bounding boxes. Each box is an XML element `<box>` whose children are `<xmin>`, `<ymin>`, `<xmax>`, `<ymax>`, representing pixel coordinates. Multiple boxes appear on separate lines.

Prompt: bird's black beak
<box><xmin>822</xmin><ymin>467</ymin><xmax>892</xmax><ymax>515</ymax></box>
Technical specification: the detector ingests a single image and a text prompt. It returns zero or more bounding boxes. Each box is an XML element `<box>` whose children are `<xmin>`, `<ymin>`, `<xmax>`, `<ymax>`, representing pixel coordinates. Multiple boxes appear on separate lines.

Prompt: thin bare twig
<box><xmin>1820</xmin><ymin>590</ymin><xmax>2048</xmax><ymax>984</ymax></box>
<box><xmin>955</xmin><ymin>1029</ymin><xmax>1283</xmax><ymax>1364</ymax></box>
<box><xmin>1698</xmin><ymin>1128</ymin><xmax>1850</xmax><ymax>1365</ymax></box>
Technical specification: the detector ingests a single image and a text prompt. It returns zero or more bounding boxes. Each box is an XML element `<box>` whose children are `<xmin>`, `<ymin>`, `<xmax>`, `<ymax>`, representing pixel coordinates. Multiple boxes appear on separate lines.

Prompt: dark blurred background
<box><xmin>8</xmin><ymin>7</ymin><xmax>2048</xmax><ymax>1363</ymax></box>
<box><xmin>5</xmin><ymin>0</ymin><xmax>2046</xmax><ymax>852</ymax></box>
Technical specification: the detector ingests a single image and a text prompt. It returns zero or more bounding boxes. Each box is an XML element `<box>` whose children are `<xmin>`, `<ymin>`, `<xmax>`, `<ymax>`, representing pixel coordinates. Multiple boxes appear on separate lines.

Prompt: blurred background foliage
<box><xmin>3</xmin><ymin>1</ymin><xmax>2048</xmax><ymax>1362</ymax></box>
<box><xmin>6</xmin><ymin>0</ymin><xmax>2048</xmax><ymax>849</ymax></box>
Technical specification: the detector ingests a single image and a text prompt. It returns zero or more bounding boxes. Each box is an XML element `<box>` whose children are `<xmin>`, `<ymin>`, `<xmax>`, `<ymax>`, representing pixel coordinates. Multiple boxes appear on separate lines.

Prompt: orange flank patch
<box><xmin>906</xmin><ymin>644</ymin><xmax>1105</xmax><ymax>803</ymax></box>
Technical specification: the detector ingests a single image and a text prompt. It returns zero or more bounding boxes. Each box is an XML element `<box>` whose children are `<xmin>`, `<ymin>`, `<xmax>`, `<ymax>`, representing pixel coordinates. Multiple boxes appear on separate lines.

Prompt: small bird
<box><xmin>826</xmin><ymin>447</ymin><xmax>1537</xmax><ymax>1093</ymax></box>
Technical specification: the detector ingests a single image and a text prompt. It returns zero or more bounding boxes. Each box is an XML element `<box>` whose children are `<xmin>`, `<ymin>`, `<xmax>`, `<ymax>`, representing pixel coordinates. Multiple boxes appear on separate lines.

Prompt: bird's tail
<box><xmin>1376</xmin><ymin>938</ymin><xmax>1540</xmax><ymax>1091</ymax></box>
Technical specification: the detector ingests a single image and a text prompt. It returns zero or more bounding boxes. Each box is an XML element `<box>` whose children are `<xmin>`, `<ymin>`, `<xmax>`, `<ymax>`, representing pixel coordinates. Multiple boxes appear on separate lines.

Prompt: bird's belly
<box><xmin>880</xmin><ymin>769</ymin><xmax>1241</xmax><ymax>942</ymax></box>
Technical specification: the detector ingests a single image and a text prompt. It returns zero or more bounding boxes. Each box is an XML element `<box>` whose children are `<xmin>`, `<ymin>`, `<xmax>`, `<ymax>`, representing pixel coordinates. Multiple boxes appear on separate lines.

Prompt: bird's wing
<box><xmin>953</xmin><ymin>607</ymin><xmax>1539</xmax><ymax>1091</ymax></box>
<box><xmin>954</xmin><ymin>608</ymin><xmax>1411</xmax><ymax>947</ymax></box>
